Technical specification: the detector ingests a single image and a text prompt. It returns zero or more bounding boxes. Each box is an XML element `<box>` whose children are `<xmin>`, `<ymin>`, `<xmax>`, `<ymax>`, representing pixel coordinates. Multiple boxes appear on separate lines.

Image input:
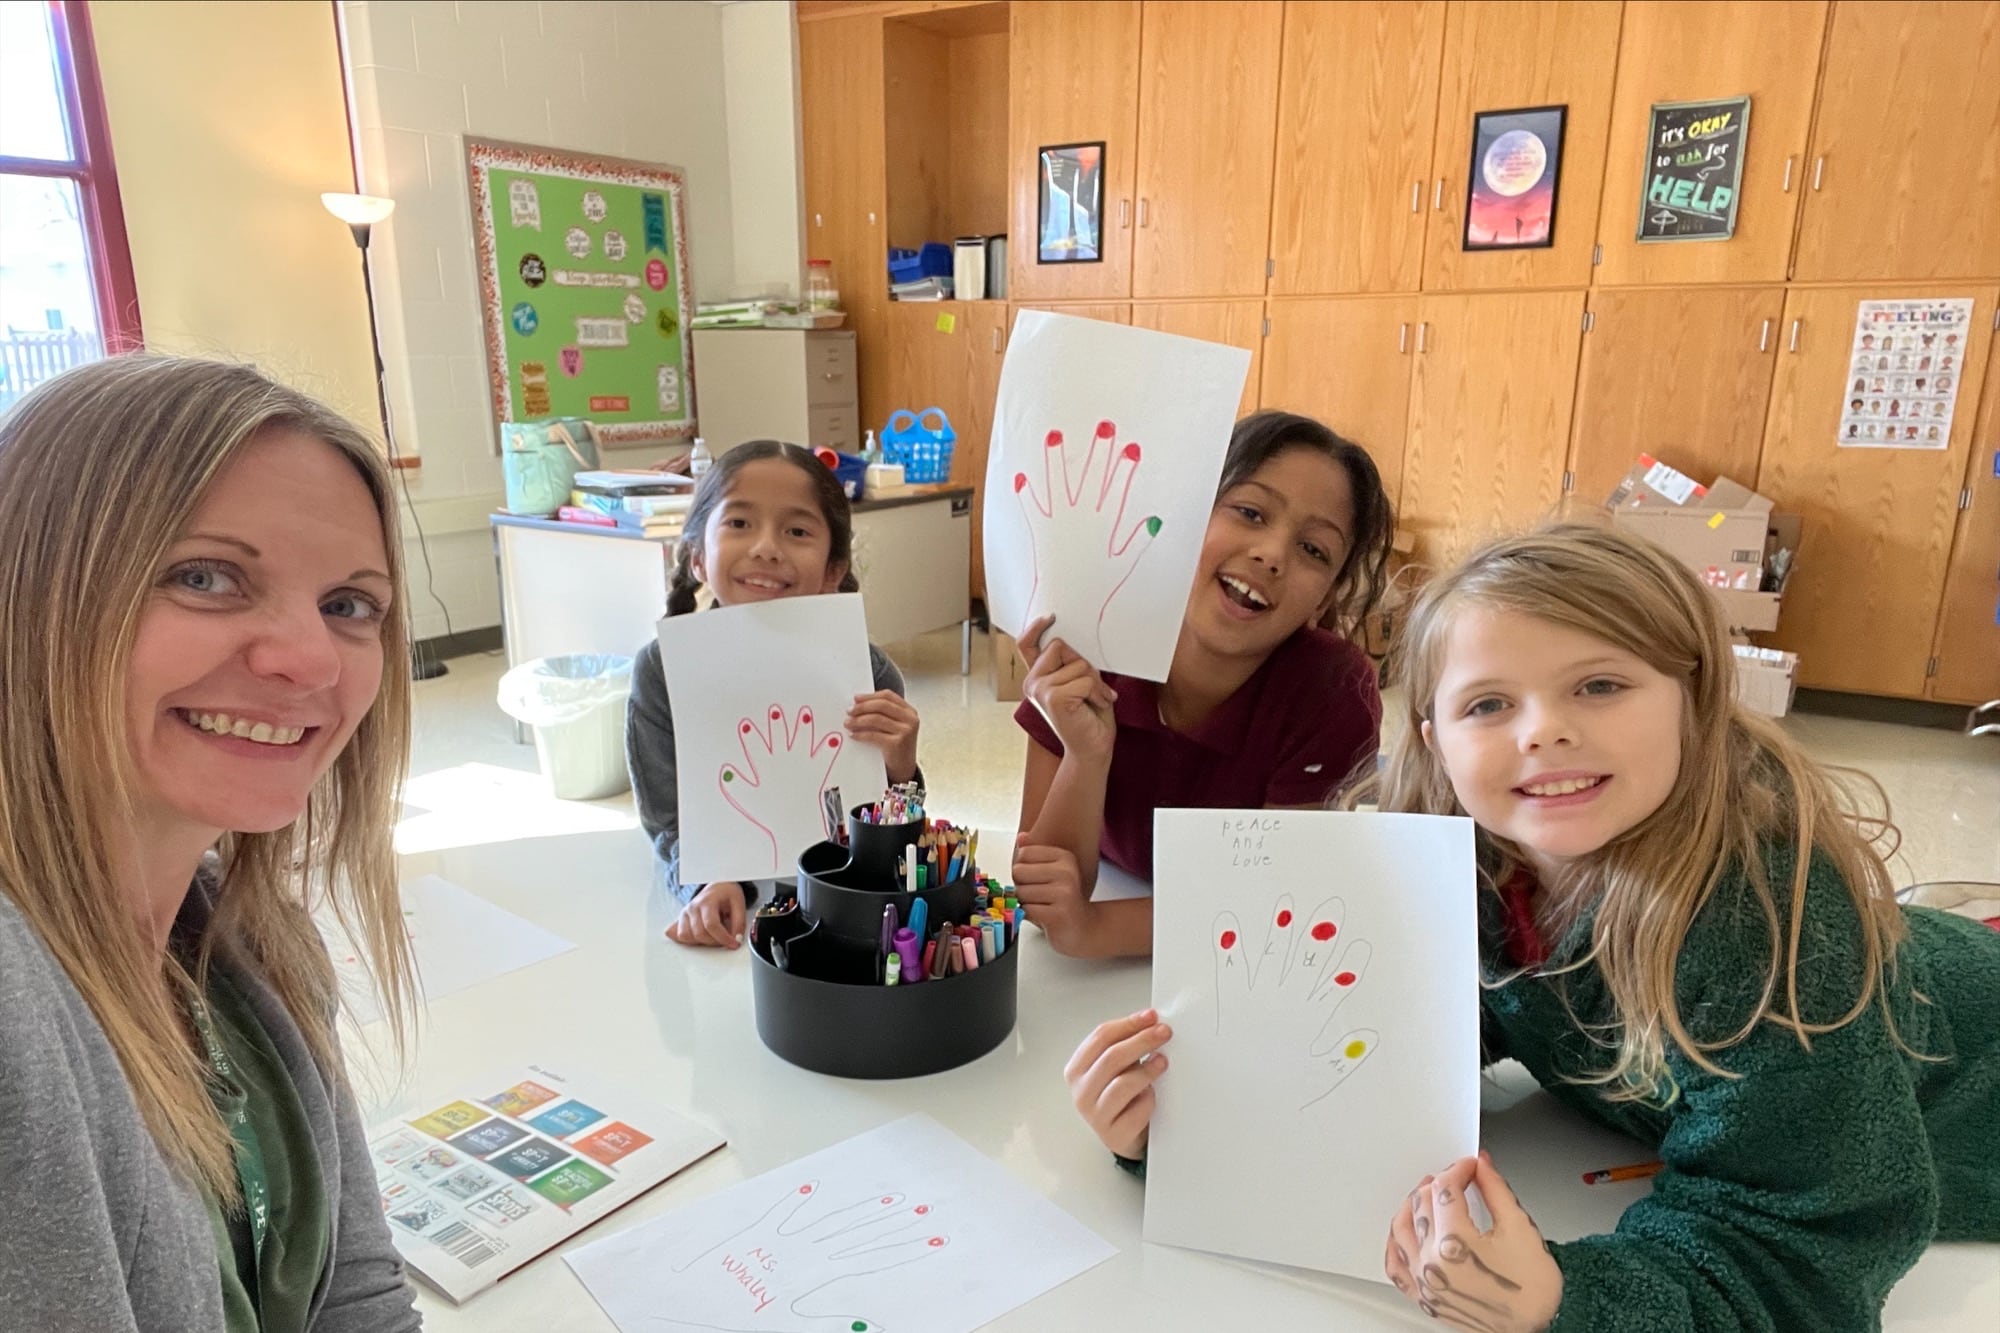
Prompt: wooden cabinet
<box><xmin>883</xmin><ymin>301</ymin><xmax>1009</xmax><ymax>598</ymax></box>
<box><xmin>1567</xmin><ymin>287</ymin><xmax>1785</xmax><ymax>511</ymax></box>
<box><xmin>1423</xmin><ymin>1</ymin><xmax>1622</xmax><ymax>292</ymax></box>
<box><xmin>1007</xmin><ymin>1</ymin><xmax>1142</xmax><ymax>302</ymax></box>
<box><xmin>1595</xmin><ymin>2</ymin><xmax>1828</xmax><ymax>287</ymax></box>
<box><xmin>1130</xmin><ymin>302</ymin><xmax>1264</xmax><ymax>418</ymax></box>
<box><xmin>1260</xmin><ymin>297</ymin><xmax>1419</xmax><ymax>506</ymax></box>
<box><xmin>800</xmin><ymin>14</ymin><xmax>891</xmax><ymax>431</ymax></box>
<box><xmin>1928</xmin><ymin>338</ymin><xmax>2000</xmax><ymax>705</ymax></box>
<box><xmin>1011</xmin><ymin>303</ymin><xmax>1130</xmax><ymax>324</ymax></box>
<box><xmin>1756</xmin><ymin>285</ymin><xmax>1998</xmax><ymax>698</ymax></box>
<box><xmin>1793</xmin><ymin>2</ymin><xmax>2000</xmax><ymax>282</ymax></box>
<box><xmin>1401</xmin><ymin>290</ymin><xmax>1586</xmax><ymax>565</ymax></box>
<box><xmin>1268</xmin><ymin>1</ymin><xmax>1444</xmax><ymax>296</ymax></box>
<box><xmin>1130</xmin><ymin>1</ymin><xmax>1284</xmax><ymax>298</ymax></box>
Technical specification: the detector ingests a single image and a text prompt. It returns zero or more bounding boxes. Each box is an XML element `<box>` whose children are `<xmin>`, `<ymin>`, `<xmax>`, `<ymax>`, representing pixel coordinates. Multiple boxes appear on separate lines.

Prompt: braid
<box><xmin>665</xmin><ymin>537</ymin><xmax>702</xmax><ymax>615</ymax></box>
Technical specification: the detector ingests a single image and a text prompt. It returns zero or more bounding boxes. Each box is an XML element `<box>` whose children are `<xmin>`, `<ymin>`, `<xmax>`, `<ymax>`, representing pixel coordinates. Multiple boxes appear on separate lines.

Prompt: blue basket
<box><xmin>881</xmin><ymin>408</ymin><xmax>956</xmax><ymax>484</ymax></box>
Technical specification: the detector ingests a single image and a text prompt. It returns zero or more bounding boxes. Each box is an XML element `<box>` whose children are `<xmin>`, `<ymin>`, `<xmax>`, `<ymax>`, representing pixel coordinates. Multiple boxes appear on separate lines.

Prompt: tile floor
<box><xmin>410</xmin><ymin>628</ymin><xmax>1999</xmax><ymax>889</ymax></box>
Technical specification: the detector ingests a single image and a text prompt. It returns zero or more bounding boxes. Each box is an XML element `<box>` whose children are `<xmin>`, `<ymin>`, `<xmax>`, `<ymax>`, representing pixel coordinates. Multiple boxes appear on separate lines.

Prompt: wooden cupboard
<box><xmin>1005</xmin><ymin>0</ymin><xmax>1141</xmax><ymax>302</ymax></box>
<box><xmin>1129</xmin><ymin>302</ymin><xmax>1265</xmax><ymax>418</ymax></box>
<box><xmin>1594</xmin><ymin>1</ymin><xmax>1828</xmax><ymax>287</ymax></box>
<box><xmin>1129</xmin><ymin>1</ymin><xmax>1284</xmax><ymax>298</ymax></box>
<box><xmin>1259</xmin><ymin>297</ymin><xmax>1419</xmax><ymax>506</ymax></box>
<box><xmin>1011</xmin><ymin>303</ymin><xmax>1130</xmax><ymax>325</ymax></box>
<box><xmin>883</xmin><ymin>301</ymin><xmax>1009</xmax><ymax>599</ymax></box>
<box><xmin>1268</xmin><ymin>1</ymin><xmax>1444</xmax><ymax>296</ymax></box>
<box><xmin>1756</xmin><ymin>284</ymin><xmax>1998</xmax><ymax>697</ymax></box>
<box><xmin>1928</xmin><ymin>337</ymin><xmax>2000</xmax><ymax>705</ymax></box>
<box><xmin>1401</xmin><ymin>290</ymin><xmax>1587</xmax><ymax>565</ymax></box>
<box><xmin>799</xmin><ymin>14</ymin><xmax>892</xmax><ymax>433</ymax></box>
<box><xmin>1422</xmin><ymin>1</ymin><xmax>1623</xmax><ymax>292</ymax></box>
<box><xmin>1792</xmin><ymin>2</ymin><xmax>2000</xmax><ymax>282</ymax></box>
<box><xmin>1567</xmin><ymin>286</ymin><xmax>1786</xmax><ymax>510</ymax></box>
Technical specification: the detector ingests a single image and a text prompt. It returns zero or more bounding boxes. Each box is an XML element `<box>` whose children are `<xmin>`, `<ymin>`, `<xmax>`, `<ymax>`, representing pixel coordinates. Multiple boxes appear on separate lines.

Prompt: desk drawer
<box><xmin>808</xmin><ymin>405</ymin><xmax>860</xmax><ymax>454</ymax></box>
<box><xmin>805</xmin><ymin>335</ymin><xmax>857</xmax><ymax>406</ymax></box>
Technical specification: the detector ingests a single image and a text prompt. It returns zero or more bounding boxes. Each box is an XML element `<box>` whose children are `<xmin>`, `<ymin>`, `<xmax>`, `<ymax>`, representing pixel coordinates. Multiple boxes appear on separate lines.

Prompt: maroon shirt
<box><xmin>1016</xmin><ymin>628</ymin><xmax>1382</xmax><ymax>880</ymax></box>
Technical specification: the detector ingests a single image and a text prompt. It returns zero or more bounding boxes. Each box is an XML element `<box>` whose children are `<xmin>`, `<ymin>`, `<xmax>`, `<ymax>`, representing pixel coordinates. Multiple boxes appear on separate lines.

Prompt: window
<box><xmin>0</xmin><ymin>0</ymin><xmax>139</xmax><ymax>411</ymax></box>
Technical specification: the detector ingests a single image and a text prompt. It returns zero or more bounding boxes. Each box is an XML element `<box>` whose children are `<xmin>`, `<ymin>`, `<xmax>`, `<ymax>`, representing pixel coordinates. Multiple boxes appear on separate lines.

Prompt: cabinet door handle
<box><xmin>1410</xmin><ymin>181</ymin><xmax>1422</xmax><ymax>213</ymax></box>
<box><xmin>1416</xmin><ymin>321</ymin><xmax>1430</xmax><ymax>353</ymax></box>
<box><xmin>1398</xmin><ymin>322</ymin><xmax>1409</xmax><ymax>353</ymax></box>
<box><xmin>868</xmin><ymin>210</ymin><xmax>878</xmax><ymax>225</ymax></box>
<box><xmin>1137</xmin><ymin>198</ymin><xmax>1150</xmax><ymax>228</ymax></box>
<box><xmin>1432</xmin><ymin>178</ymin><xmax>1444</xmax><ymax>211</ymax></box>
<box><xmin>822</xmin><ymin>371</ymin><xmax>842</xmax><ymax>380</ymax></box>
<box><xmin>1788</xmin><ymin>318</ymin><xmax>1801</xmax><ymax>353</ymax></box>
<box><xmin>991</xmin><ymin>328</ymin><xmax>1002</xmax><ymax>353</ymax></box>
<box><xmin>1119</xmin><ymin>198</ymin><xmax>1130</xmax><ymax>229</ymax></box>
<box><xmin>1811</xmin><ymin>157</ymin><xmax>1824</xmax><ymax>192</ymax></box>
<box><xmin>1780</xmin><ymin>157</ymin><xmax>1794</xmax><ymax>193</ymax></box>
<box><xmin>813</xmin><ymin>211</ymin><xmax>823</xmax><ymax>228</ymax></box>
<box><xmin>1758</xmin><ymin>318</ymin><xmax>1771</xmax><ymax>352</ymax></box>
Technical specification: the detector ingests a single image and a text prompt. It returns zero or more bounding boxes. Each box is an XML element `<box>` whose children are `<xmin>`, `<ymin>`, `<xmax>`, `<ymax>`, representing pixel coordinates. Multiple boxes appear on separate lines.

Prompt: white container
<box><xmin>497</xmin><ymin>654</ymin><xmax>634</xmax><ymax>800</ymax></box>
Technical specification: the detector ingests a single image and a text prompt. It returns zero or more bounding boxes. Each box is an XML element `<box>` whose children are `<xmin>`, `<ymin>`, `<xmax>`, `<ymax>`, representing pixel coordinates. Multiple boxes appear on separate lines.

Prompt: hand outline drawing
<box><xmin>649</xmin><ymin>1180</ymin><xmax>949</xmax><ymax>1332</ymax></box>
<box><xmin>718</xmin><ymin>705</ymin><xmax>843</xmax><ymax>873</ymax></box>
<box><xmin>1014</xmin><ymin>419</ymin><xmax>1162</xmax><ymax>667</ymax></box>
<box><xmin>1213</xmin><ymin>895</ymin><xmax>1378</xmax><ymax>1111</ymax></box>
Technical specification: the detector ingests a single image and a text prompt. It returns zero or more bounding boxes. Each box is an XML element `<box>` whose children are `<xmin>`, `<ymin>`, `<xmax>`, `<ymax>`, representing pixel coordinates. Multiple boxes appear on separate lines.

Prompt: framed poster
<box><xmin>1637</xmin><ymin>96</ymin><xmax>1750</xmax><ymax>242</ymax></box>
<box><xmin>1463</xmin><ymin>105</ymin><xmax>1566</xmax><ymax>251</ymax></box>
<box><xmin>1037</xmin><ymin>141</ymin><xmax>1104</xmax><ymax>263</ymax></box>
<box><xmin>467</xmin><ymin>138</ymin><xmax>697</xmax><ymax>447</ymax></box>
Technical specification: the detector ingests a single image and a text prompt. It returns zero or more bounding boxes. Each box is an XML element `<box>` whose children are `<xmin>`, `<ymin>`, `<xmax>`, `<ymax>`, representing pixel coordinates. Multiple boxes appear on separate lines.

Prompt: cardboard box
<box><xmin>1606</xmin><ymin>454</ymin><xmax>1709</xmax><ymax>510</ymax></box>
<box><xmin>990</xmin><ymin>629</ymin><xmax>1027</xmax><ymax>703</ymax></box>
<box><xmin>1606</xmin><ymin>470</ymin><xmax>1801</xmax><ymax>635</ymax></box>
<box><xmin>1733</xmin><ymin>644</ymin><xmax>1799</xmax><ymax>718</ymax></box>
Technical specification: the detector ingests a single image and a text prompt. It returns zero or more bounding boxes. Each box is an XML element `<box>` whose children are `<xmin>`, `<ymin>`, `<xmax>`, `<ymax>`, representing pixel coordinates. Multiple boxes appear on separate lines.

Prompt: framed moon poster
<box><xmin>1463</xmin><ymin>105</ymin><xmax>1567</xmax><ymax>251</ymax></box>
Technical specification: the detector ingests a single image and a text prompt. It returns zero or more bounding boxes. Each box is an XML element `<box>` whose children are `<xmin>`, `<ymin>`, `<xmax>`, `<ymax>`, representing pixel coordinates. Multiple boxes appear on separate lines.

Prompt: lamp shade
<box><xmin>321</xmin><ymin>192</ymin><xmax>395</xmax><ymax>225</ymax></box>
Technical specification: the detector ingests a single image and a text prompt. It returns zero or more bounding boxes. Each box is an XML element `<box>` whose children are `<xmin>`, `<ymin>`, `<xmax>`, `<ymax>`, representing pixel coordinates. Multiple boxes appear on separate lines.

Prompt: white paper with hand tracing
<box><xmin>983</xmin><ymin>310</ymin><xmax>1249</xmax><ymax>681</ymax></box>
<box><xmin>657</xmin><ymin>594</ymin><xmax>887</xmax><ymax>885</ymax></box>
<box><xmin>1145</xmin><ymin>809</ymin><xmax>1480</xmax><ymax>1280</ymax></box>
<box><xmin>566</xmin><ymin>1114</ymin><xmax>1116</xmax><ymax>1333</ymax></box>
<box><xmin>321</xmin><ymin>874</ymin><xmax>575</xmax><ymax>1025</ymax></box>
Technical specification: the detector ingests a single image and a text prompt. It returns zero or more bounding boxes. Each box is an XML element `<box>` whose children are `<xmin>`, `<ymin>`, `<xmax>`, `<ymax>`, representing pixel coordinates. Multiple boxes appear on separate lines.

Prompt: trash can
<box><xmin>496</xmin><ymin>654</ymin><xmax>634</xmax><ymax>800</ymax></box>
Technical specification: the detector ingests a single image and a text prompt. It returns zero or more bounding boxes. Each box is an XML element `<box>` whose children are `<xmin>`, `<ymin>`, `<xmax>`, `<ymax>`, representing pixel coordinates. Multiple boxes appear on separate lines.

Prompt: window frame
<box><xmin>0</xmin><ymin>0</ymin><xmax>142</xmax><ymax>349</ymax></box>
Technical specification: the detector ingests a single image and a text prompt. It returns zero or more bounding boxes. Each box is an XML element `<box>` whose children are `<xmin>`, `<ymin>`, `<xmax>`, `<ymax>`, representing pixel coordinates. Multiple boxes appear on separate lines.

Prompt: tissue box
<box><xmin>1733</xmin><ymin>645</ymin><xmax>1799</xmax><ymax>718</ymax></box>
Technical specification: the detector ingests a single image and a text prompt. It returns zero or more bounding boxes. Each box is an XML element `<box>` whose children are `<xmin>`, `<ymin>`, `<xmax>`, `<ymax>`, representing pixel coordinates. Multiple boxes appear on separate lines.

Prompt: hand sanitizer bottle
<box><xmin>689</xmin><ymin>436</ymin><xmax>712</xmax><ymax>478</ymax></box>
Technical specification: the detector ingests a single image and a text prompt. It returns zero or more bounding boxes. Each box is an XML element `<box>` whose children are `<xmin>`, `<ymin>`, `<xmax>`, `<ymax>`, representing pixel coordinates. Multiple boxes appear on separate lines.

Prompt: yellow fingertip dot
<box><xmin>1344</xmin><ymin>1039</ymin><xmax>1368</xmax><ymax>1060</ymax></box>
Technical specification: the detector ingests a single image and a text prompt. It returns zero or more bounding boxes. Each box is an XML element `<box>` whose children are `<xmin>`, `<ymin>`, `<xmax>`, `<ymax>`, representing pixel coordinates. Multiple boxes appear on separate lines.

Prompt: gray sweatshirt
<box><xmin>0</xmin><ymin>884</ymin><xmax>421</xmax><ymax>1332</ymax></box>
<box><xmin>626</xmin><ymin>634</ymin><xmax>911</xmax><ymax>908</ymax></box>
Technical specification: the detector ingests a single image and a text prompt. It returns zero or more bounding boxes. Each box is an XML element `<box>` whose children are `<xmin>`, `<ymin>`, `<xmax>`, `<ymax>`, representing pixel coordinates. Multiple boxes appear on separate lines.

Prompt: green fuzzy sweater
<box><xmin>1481</xmin><ymin>846</ymin><xmax>2000</xmax><ymax>1332</ymax></box>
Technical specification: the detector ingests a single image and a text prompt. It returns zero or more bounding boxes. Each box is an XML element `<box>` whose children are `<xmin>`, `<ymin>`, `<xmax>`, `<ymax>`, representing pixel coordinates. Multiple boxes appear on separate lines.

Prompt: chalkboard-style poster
<box><xmin>467</xmin><ymin>138</ymin><xmax>697</xmax><ymax>446</ymax></box>
<box><xmin>1637</xmin><ymin>96</ymin><xmax>1750</xmax><ymax>243</ymax></box>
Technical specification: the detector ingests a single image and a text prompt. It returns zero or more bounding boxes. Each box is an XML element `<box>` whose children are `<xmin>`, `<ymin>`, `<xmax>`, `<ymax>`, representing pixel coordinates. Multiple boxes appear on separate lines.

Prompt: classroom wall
<box><xmin>90</xmin><ymin>0</ymin><xmax>378</xmax><ymax>427</ymax></box>
<box><xmin>340</xmin><ymin>0</ymin><xmax>740</xmax><ymax>640</ymax></box>
<box><xmin>722</xmin><ymin>1</ymin><xmax>806</xmax><ymax>299</ymax></box>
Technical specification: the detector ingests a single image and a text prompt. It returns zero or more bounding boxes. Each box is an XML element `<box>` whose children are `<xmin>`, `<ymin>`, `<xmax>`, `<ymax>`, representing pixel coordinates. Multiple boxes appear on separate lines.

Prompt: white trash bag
<box><xmin>497</xmin><ymin>654</ymin><xmax>634</xmax><ymax>800</ymax></box>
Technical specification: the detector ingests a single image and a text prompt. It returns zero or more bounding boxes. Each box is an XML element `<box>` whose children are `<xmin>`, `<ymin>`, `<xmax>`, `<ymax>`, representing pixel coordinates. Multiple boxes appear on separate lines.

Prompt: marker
<box><xmin>880</xmin><ymin>904</ymin><xmax>897</xmax><ymax>962</ymax></box>
<box><xmin>894</xmin><ymin>927</ymin><xmax>922</xmax><ymax>984</ymax></box>
<box><xmin>929</xmin><ymin>925</ymin><xmax>952</xmax><ymax>979</ymax></box>
<box><xmin>905</xmin><ymin>846</ymin><xmax>917</xmax><ymax>895</ymax></box>
<box><xmin>885</xmin><ymin>954</ymin><xmax>902</xmax><ymax>986</ymax></box>
<box><xmin>959</xmin><ymin>936</ymin><xmax>979</xmax><ymax>971</ymax></box>
<box><xmin>922</xmin><ymin>940</ymin><xmax>936</xmax><ymax>977</ymax></box>
<box><xmin>1582</xmin><ymin>1161</ymin><xmax>1663</xmax><ymax>1185</ymax></box>
<box><xmin>908</xmin><ymin>897</ymin><xmax>929</xmax><ymax>941</ymax></box>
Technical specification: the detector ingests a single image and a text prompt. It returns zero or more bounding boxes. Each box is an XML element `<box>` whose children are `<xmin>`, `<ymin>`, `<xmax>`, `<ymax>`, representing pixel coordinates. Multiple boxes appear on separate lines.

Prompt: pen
<box><xmin>922</xmin><ymin>940</ymin><xmax>936</xmax><ymax>977</ymax></box>
<box><xmin>929</xmin><ymin>924</ymin><xmax>951</xmax><ymax>979</ymax></box>
<box><xmin>1582</xmin><ymin>1161</ymin><xmax>1663</xmax><ymax>1185</ymax></box>
<box><xmin>880</xmin><ymin>904</ymin><xmax>897</xmax><ymax>962</ymax></box>
<box><xmin>905</xmin><ymin>845</ymin><xmax>917</xmax><ymax>895</ymax></box>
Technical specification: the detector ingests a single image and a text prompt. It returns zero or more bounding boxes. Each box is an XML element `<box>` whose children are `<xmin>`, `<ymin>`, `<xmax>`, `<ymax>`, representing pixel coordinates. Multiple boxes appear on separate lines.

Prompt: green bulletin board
<box><xmin>467</xmin><ymin>138</ymin><xmax>697</xmax><ymax>445</ymax></box>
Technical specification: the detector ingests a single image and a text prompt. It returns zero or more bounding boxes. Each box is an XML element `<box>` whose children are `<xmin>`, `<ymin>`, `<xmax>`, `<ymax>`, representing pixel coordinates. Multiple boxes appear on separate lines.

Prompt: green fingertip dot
<box><xmin>852</xmin><ymin>1323</ymin><xmax>868</xmax><ymax>1332</ymax></box>
<box><xmin>1145</xmin><ymin>516</ymin><xmax>1163</xmax><ymax>536</ymax></box>
<box><xmin>722</xmin><ymin>770</ymin><xmax>734</xmax><ymax>782</ymax></box>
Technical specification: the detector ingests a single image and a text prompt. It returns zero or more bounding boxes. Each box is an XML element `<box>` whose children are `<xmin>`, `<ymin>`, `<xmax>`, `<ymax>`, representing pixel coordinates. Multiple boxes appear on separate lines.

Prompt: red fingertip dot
<box><xmin>1219</xmin><ymin>930</ymin><xmax>1237</xmax><ymax>949</ymax></box>
<box><xmin>1014</xmin><ymin>472</ymin><xmax>1028</xmax><ymax>492</ymax></box>
<box><xmin>1122</xmin><ymin>442</ymin><xmax>1141</xmax><ymax>460</ymax></box>
<box><xmin>1311</xmin><ymin>922</ymin><xmax>1337</xmax><ymax>941</ymax></box>
<box><xmin>1045</xmin><ymin>430</ymin><xmax>1063</xmax><ymax>447</ymax></box>
<box><xmin>801</xmin><ymin>709</ymin><xmax>813</xmax><ymax>723</ymax></box>
<box><xmin>881</xmin><ymin>1196</ymin><xmax>894</xmax><ymax>1205</ymax></box>
<box><xmin>1276</xmin><ymin>909</ymin><xmax>1293</xmax><ymax>927</ymax></box>
<box><xmin>827</xmin><ymin>735</ymin><xmax>840</xmax><ymax>748</ymax></box>
<box><xmin>770</xmin><ymin>707</ymin><xmax>782</xmax><ymax>720</ymax></box>
<box><xmin>914</xmin><ymin>1204</ymin><xmax>930</xmax><ymax>1215</ymax></box>
<box><xmin>927</xmin><ymin>1237</ymin><xmax>945</xmax><ymax>1248</ymax></box>
<box><xmin>1334</xmin><ymin>970</ymin><xmax>1357</xmax><ymax>986</ymax></box>
<box><xmin>799</xmin><ymin>1184</ymin><xmax>814</xmax><ymax>1195</ymax></box>
<box><xmin>1095</xmin><ymin>420</ymin><xmax>1115</xmax><ymax>438</ymax></box>
<box><xmin>741</xmin><ymin>722</ymin><xmax>753</xmax><ymax>734</ymax></box>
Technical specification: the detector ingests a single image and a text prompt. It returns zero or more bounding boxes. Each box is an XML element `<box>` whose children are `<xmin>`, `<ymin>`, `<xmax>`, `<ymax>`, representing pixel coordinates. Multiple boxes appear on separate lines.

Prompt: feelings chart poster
<box><xmin>467</xmin><ymin>137</ymin><xmax>697</xmax><ymax>445</ymax></box>
<box><xmin>1839</xmin><ymin>298</ymin><xmax>1974</xmax><ymax>449</ymax></box>
<box><xmin>369</xmin><ymin>1065</ymin><xmax>724</xmax><ymax>1302</ymax></box>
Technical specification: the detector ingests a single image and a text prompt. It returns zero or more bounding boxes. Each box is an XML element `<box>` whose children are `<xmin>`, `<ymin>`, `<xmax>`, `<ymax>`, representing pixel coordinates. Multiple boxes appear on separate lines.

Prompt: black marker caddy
<box><xmin>749</xmin><ymin>805</ymin><xmax>1018</xmax><ymax>1079</ymax></box>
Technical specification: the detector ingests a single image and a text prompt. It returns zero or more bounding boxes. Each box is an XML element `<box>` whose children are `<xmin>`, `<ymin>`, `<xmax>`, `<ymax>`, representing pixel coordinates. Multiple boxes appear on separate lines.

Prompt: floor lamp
<box><xmin>322</xmin><ymin>191</ymin><xmax>449</xmax><ymax>681</ymax></box>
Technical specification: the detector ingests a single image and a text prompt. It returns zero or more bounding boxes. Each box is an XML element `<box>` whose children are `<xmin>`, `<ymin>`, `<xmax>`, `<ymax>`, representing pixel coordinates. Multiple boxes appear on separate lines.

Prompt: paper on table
<box><xmin>983</xmin><ymin>310</ymin><xmax>1249</xmax><ymax>681</ymax></box>
<box><xmin>322</xmin><ymin>874</ymin><xmax>575</xmax><ymax>1025</ymax></box>
<box><xmin>566</xmin><ymin>1114</ymin><xmax>1115</xmax><ymax>1333</ymax></box>
<box><xmin>657</xmin><ymin>594</ymin><xmax>887</xmax><ymax>885</ymax></box>
<box><xmin>1144</xmin><ymin>810</ymin><xmax>1480</xmax><ymax>1281</ymax></box>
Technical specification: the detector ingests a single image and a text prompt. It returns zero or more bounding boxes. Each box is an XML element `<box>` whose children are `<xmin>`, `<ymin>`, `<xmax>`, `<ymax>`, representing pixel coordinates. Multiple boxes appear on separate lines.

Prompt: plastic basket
<box><xmin>881</xmin><ymin>408</ymin><xmax>956</xmax><ymax>484</ymax></box>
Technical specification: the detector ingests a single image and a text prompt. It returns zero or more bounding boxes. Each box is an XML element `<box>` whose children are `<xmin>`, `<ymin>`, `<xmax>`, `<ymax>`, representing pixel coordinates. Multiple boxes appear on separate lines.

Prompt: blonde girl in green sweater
<box><xmin>1067</xmin><ymin>523</ymin><xmax>1999</xmax><ymax>1332</ymax></box>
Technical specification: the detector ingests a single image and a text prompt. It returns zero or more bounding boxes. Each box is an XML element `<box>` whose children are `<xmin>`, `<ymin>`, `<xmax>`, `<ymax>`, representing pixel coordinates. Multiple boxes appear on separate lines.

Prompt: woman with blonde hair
<box><xmin>0</xmin><ymin>355</ymin><xmax>423</xmax><ymax>1331</ymax></box>
<box><xmin>1065</xmin><ymin>523</ymin><xmax>1998</xmax><ymax>1331</ymax></box>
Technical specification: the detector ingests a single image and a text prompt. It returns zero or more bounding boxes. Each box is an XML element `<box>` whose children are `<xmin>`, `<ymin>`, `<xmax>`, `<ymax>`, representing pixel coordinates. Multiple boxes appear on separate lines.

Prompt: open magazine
<box><xmin>369</xmin><ymin>1064</ymin><xmax>725</xmax><ymax>1303</ymax></box>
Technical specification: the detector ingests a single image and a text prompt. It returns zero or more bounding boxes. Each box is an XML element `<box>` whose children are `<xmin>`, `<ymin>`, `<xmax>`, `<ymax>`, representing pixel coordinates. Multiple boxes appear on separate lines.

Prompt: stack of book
<box><xmin>556</xmin><ymin>470</ymin><xmax>694</xmax><ymax>541</ymax></box>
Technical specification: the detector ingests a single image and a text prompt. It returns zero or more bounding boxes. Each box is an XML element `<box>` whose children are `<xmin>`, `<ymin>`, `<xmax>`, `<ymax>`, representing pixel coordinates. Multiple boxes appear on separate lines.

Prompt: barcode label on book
<box><xmin>432</xmin><ymin>1221</ymin><xmax>500</xmax><ymax>1269</ymax></box>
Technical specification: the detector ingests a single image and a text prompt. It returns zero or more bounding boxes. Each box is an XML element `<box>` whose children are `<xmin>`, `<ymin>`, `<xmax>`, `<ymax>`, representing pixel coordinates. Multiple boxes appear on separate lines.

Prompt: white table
<box><xmin>367</xmin><ymin>829</ymin><xmax>1999</xmax><ymax>1331</ymax></box>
